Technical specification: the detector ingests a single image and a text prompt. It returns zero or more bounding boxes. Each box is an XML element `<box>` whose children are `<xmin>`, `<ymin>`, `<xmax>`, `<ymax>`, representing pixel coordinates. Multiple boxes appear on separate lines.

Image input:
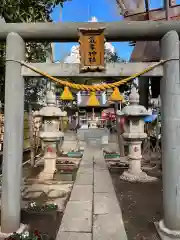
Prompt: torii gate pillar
<box><xmin>157</xmin><ymin>30</ymin><xmax>180</xmax><ymax>239</ymax></box>
<box><xmin>1</xmin><ymin>32</ymin><xmax>25</xmax><ymax>233</ymax></box>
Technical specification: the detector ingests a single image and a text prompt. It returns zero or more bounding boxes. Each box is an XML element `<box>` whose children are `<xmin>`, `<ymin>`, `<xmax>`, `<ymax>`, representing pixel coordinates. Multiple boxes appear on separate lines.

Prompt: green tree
<box><xmin>0</xmin><ymin>0</ymin><xmax>69</xmax><ymax>106</ymax></box>
<box><xmin>105</xmin><ymin>49</ymin><xmax>125</xmax><ymax>63</ymax></box>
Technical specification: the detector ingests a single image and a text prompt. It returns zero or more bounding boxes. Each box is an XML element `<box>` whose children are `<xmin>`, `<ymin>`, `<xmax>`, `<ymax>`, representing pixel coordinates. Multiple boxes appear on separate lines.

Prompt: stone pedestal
<box><xmin>128</xmin><ymin>141</ymin><xmax>143</xmax><ymax>174</ymax></box>
<box><xmin>89</xmin><ymin>120</ymin><xmax>98</xmax><ymax>129</ymax></box>
<box><xmin>118</xmin><ymin>87</ymin><xmax>157</xmax><ymax>182</ymax></box>
<box><xmin>120</xmin><ymin>139</ymin><xmax>152</xmax><ymax>182</ymax></box>
<box><xmin>38</xmin><ymin>140</ymin><xmax>61</xmax><ymax>180</ymax></box>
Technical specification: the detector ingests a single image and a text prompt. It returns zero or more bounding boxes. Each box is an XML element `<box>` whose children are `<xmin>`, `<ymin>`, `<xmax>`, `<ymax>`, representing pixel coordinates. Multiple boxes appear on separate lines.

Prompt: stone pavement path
<box><xmin>57</xmin><ymin>146</ymin><xmax>127</xmax><ymax>240</ymax></box>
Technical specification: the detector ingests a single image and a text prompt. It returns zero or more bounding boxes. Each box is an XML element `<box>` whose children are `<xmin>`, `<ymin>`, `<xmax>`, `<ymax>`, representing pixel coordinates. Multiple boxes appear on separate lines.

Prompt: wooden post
<box><xmin>114</xmin><ymin>102</ymin><xmax>125</xmax><ymax>157</ymax></box>
<box><xmin>164</xmin><ymin>0</ymin><xmax>170</xmax><ymax>20</ymax></box>
<box><xmin>28</xmin><ymin>103</ymin><xmax>35</xmax><ymax>167</ymax></box>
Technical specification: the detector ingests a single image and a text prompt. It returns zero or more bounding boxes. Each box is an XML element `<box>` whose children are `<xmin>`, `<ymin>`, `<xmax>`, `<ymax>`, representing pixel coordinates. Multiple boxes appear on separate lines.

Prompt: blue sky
<box><xmin>51</xmin><ymin>0</ymin><xmax>179</xmax><ymax>61</ymax></box>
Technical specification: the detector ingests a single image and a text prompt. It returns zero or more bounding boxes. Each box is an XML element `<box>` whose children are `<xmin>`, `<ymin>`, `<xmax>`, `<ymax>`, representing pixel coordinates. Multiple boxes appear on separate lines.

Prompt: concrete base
<box><xmin>36</xmin><ymin>157</ymin><xmax>81</xmax><ymax>167</ymax></box>
<box><xmin>155</xmin><ymin>220</ymin><xmax>180</xmax><ymax>240</ymax></box>
<box><xmin>22</xmin><ymin>181</ymin><xmax>72</xmax><ymax>211</ymax></box>
<box><xmin>105</xmin><ymin>156</ymin><xmax>128</xmax><ymax>163</ymax></box>
<box><xmin>0</xmin><ymin>224</ymin><xmax>28</xmax><ymax>239</ymax></box>
<box><xmin>120</xmin><ymin>170</ymin><xmax>157</xmax><ymax>183</ymax></box>
<box><xmin>106</xmin><ymin>157</ymin><xmax>128</xmax><ymax>169</ymax></box>
<box><xmin>57</xmin><ymin>157</ymin><xmax>81</xmax><ymax>163</ymax></box>
<box><xmin>38</xmin><ymin>157</ymin><xmax>57</xmax><ymax>181</ymax></box>
<box><xmin>38</xmin><ymin>171</ymin><xmax>55</xmax><ymax>180</ymax></box>
<box><xmin>79</xmin><ymin>146</ymin><xmax>84</xmax><ymax>151</ymax></box>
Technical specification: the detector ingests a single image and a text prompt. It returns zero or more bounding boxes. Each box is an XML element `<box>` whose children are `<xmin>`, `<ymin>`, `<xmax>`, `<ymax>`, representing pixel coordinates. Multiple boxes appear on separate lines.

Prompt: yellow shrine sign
<box><xmin>78</xmin><ymin>28</ymin><xmax>105</xmax><ymax>72</ymax></box>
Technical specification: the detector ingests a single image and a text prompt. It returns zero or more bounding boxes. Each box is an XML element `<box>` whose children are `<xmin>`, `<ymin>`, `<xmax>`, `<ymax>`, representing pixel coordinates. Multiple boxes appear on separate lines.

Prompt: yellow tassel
<box><xmin>60</xmin><ymin>87</ymin><xmax>74</xmax><ymax>101</ymax></box>
<box><xmin>109</xmin><ymin>87</ymin><xmax>124</xmax><ymax>102</ymax></box>
<box><xmin>87</xmin><ymin>91</ymin><xmax>100</xmax><ymax>106</ymax></box>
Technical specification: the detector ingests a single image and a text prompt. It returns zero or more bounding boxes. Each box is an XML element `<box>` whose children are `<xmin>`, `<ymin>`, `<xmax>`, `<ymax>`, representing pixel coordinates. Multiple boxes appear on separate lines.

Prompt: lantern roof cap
<box><xmin>122</xmin><ymin>87</ymin><xmax>150</xmax><ymax>117</ymax></box>
<box><xmin>39</xmin><ymin>90</ymin><xmax>67</xmax><ymax>117</ymax></box>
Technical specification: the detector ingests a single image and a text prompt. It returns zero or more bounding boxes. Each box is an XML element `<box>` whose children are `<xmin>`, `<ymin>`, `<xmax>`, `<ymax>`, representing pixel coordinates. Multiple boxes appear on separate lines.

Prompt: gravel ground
<box><xmin>110</xmin><ymin>169</ymin><xmax>162</xmax><ymax>240</ymax></box>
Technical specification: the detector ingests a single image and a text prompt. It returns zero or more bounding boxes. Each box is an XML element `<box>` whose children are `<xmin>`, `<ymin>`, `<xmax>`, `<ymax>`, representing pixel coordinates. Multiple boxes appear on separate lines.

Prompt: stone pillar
<box><xmin>157</xmin><ymin>31</ymin><xmax>180</xmax><ymax>239</ymax></box>
<box><xmin>1</xmin><ymin>33</ymin><xmax>25</xmax><ymax>233</ymax></box>
<box><xmin>139</xmin><ymin>77</ymin><xmax>149</xmax><ymax>109</ymax></box>
<box><xmin>38</xmin><ymin>90</ymin><xmax>66</xmax><ymax>180</ymax></box>
<box><xmin>119</xmin><ymin>87</ymin><xmax>156</xmax><ymax>183</ymax></box>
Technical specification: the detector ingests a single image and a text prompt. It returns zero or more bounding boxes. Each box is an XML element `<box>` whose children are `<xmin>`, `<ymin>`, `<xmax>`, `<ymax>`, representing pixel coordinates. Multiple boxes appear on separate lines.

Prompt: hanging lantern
<box><xmin>60</xmin><ymin>87</ymin><xmax>74</xmax><ymax>101</ymax></box>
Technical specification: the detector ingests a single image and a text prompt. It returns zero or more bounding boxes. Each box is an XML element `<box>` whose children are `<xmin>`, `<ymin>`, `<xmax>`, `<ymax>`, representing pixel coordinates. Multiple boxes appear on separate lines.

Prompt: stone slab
<box><xmin>57</xmin><ymin>157</ymin><xmax>81</xmax><ymax>162</ymax></box>
<box><xmin>77</xmin><ymin>129</ymin><xmax>109</xmax><ymax>142</ymax></box>
<box><xmin>94</xmin><ymin>181</ymin><xmax>115</xmax><ymax>193</ymax></box>
<box><xmin>93</xmin><ymin>150</ymin><xmax>105</xmax><ymax>159</ymax></box>
<box><xmin>94</xmin><ymin>163</ymin><xmax>107</xmax><ymax>170</ymax></box>
<box><xmin>78</xmin><ymin>163</ymin><xmax>93</xmax><ymax>174</ymax></box>
<box><xmin>57</xmin><ymin>232</ymin><xmax>92</xmax><ymax>240</ymax></box>
<box><xmin>81</xmin><ymin>149</ymin><xmax>93</xmax><ymax>160</ymax></box>
<box><xmin>60</xmin><ymin>201</ymin><xmax>92</xmax><ymax>232</ymax></box>
<box><xmin>70</xmin><ymin>185</ymin><xmax>93</xmax><ymax>201</ymax></box>
<box><xmin>94</xmin><ymin>156</ymin><xmax>107</xmax><ymax>169</ymax></box>
<box><xmin>93</xmin><ymin>151</ymin><xmax>109</xmax><ymax>170</ymax></box>
<box><xmin>94</xmin><ymin>170</ymin><xmax>115</xmax><ymax>193</ymax></box>
<box><xmin>80</xmin><ymin>162</ymin><xmax>93</xmax><ymax>169</ymax></box>
<box><xmin>94</xmin><ymin>168</ymin><xmax>112</xmax><ymax>177</ymax></box>
<box><xmin>75</xmin><ymin>173</ymin><xmax>93</xmax><ymax>185</ymax></box>
<box><xmin>80</xmin><ymin>157</ymin><xmax>93</xmax><ymax>163</ymax></box>
<box><xmin>94</xmin><ymin>192</ymin><xmax>121</xmax><ymax>215</ymax></box>
<box><xmin>93</xmin><ymin>214</ymin><xmax>128</xmax><ymax>240</ymax></box>
<box><xmin>77</xmin><ymin>166</ymin><xmax>93</xmax><ymax>174</ymax></box>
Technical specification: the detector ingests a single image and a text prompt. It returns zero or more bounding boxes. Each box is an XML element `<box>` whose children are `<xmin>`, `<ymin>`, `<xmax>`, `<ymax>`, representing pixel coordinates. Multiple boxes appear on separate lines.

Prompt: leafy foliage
<box><xmin>0</xmin><ymin>0</ymin><xmax>69</xmax><ymax>105</ymax></box>
<box><xmin>105</xmin><ymin>49</ymin><xmax>125</xmax><ymax>63</ymax></box>
<box><xmin>0</xmin><ymin>0</ymin><xmax>66</xmax><ymax>22</ymax></box>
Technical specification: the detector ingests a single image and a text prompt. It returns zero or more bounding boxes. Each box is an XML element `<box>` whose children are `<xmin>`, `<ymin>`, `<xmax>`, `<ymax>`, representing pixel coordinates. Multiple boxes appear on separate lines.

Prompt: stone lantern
<box><xmin>38</xmin><ymin>90</ymin><xmax>67</xmax><ymax>180</ymax></box>
<box><xmin>119</xmin><ymin>87</ymin><xmax>156</xmax><ymax>182</ymax></box>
